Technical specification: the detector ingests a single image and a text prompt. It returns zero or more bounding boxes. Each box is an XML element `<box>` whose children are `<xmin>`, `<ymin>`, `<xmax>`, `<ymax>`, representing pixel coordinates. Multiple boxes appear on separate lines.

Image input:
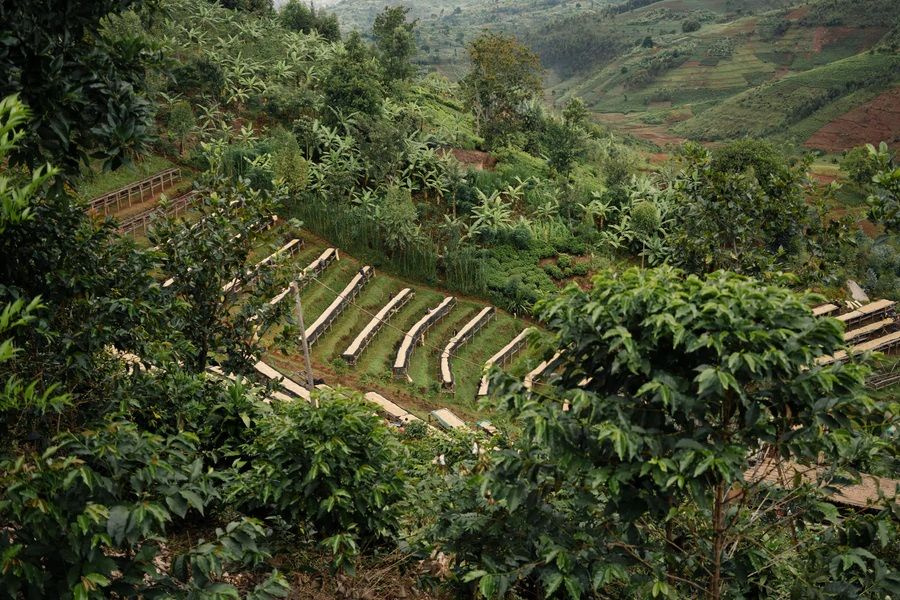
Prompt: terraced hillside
<box><xmin>550</xmin><ymin>0</ymin><xmax>900</xmax><ymax>150</ymax></box>
<box><xmin>255</xmin><ymin>229</ymin><xmax>544</xmax><ymax>425</ymax></box>
<box><xmin>331</xmin><ymin>0</ymin><xmax>900</xmax><ymax>152</ymax></box>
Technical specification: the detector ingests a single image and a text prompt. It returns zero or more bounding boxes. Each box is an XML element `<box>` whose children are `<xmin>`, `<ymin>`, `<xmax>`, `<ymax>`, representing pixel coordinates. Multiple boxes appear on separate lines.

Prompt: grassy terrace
<box><xmin>261</xmin><ymin>230</ymin><xmax>537</xmax><ymax>425</ymax></box>
<box><xmin>75</xmin><ymin>155</ymin><xmax>177</xmax><ymax>200</ymax></box>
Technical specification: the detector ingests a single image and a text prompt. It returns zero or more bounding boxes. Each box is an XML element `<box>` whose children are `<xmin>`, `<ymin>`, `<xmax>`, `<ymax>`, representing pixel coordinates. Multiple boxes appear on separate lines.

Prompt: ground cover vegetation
<box><xmin>0</xmin><ymin>0</ymin><xmax>897</xmax><ymax>598</ymax></box>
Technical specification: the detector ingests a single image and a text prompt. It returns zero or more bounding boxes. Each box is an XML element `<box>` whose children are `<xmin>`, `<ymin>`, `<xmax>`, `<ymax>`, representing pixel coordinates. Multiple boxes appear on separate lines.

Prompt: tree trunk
<box><xmin>709</xmin><ymin>482</ymin><xmax>726</xmax><ymax>600</ymax></box>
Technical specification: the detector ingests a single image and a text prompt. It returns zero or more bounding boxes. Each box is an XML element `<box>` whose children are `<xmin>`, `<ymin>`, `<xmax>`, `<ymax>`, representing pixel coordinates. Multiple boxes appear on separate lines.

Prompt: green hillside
<box><xmin>331</xmin><ymin>0</ymin><xmax>900</xmax><ymax>151</ymax></box>
<box><xmin>549</xmin><ymin>0</ymin><xmax>900</xmax><ymax>148</ymax></box>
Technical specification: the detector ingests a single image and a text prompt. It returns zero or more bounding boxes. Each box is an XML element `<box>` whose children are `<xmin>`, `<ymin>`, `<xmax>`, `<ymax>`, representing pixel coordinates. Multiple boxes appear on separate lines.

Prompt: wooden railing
<box><xmin>88</xmin><ymin>168</ymin><xmax>180</xmax><ymax>215</ymax></box>
<box><xmin>118</xmin><ymin>190</ymin><xmax>196</xmax><ymax>234</ymax></box>
<box><xmin>306</xmin><ymin>266</ymin><xmax>374</xmax><ymax>346</ymax></box>
<box><xmin>341</xmin><ymin>288</ymin><xmax>414</xmax><ymax>366</ymax></box>
<box><xmin>477</xmin><ymin>327</ymin><xmax>533</xmax><ymax>397</ymax></box>
<box><xmin>393</xmin><ymin>296</ymin><xmax>456</xmax><ymax>380</ymax></box>
<box><xmin>440</xmin><ymin>307</ymin><xmax>495</xmax><ymax>391</ymax></box>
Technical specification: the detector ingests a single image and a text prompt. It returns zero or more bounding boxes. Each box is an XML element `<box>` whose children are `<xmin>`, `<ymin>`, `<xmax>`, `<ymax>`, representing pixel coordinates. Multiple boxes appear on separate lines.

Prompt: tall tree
<box><xmin>667</xmin><ymin>142</ymin><xmax>807</xmax><ymax>274</ymax></box>
<box><xmin>0</xmin><ymin>0</ymin><xmax>155</xmax><ymax>172</ymax></box>
<box><xmin>372</xmin><ymin>6</ymin><xmax>418</xmax><ymax>85</ymax></box>
<box><xmin>436</xmin><ymin>267</ymin><xmax>894</xmax><ymax>599</ymax></box>
<box><xmin>462</xmin><ymin>32</ymin><xmax>543</xmax><ymax>148</ymax></box>
<box><xmin>150</xmin><ymin>171</ymin><xmax>288</xmax><ymax>375</ymax></box>
<box><xmin>321</xmin><ymin>33</ymin><xmax>384</xmax><ymax>128</ymax></box>
<box><xmin>280</xmin><ymin>0</ymin><xmax>340</xmax><ymax>41</ymax></box>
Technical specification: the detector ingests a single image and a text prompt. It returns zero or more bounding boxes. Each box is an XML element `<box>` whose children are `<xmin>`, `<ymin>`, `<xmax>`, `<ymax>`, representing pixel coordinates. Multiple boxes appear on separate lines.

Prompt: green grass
<box><xmin>257</xmin><ymin>230</ymin><xmax>537</xmax><ymax>423</ymax></box>
<box><xmin>674</xmin><ymin>52</ymin><xmax>900</xmax><ymax>140</ymax></box>
<box><xmin>311</xmin><ymin>275</ymin><xmax>405</xmax><ymax>364</ymax></box>
<box><xmin>75</xmin><ymin>155</ymin><xmax>176</xmax><ymax>200</ymax></box>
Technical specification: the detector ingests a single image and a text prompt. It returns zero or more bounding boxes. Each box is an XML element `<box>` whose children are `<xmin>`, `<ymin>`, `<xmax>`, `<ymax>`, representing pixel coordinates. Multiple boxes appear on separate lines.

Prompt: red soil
<box><xmin>596</xmin><ymin>113</ymin><xmax>687</xmax><ymax>148</ymax></box>
<box><xmin>786</xmin><ymin>5</ymin><xmax>810</xmax><ymax>20</ymax></box>
<box><xmin>811</xmin><ymin>26</ymin><xmax>886</xmax><ymax>53</ymax></box>
<box><xmin>804</xmin><ymin>87</ymin><xmax>900</xmax><ymax>153</ymax></box>
<box><xmin>440</xmin><ymin>148</ymin><xmax>496</xmax><ymax>170</ymax></box>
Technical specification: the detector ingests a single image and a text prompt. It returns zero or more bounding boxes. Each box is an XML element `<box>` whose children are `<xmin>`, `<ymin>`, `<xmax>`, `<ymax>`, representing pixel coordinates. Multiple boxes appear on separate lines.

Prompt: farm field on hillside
<box><xmin>261</xmin><ymin>231</ymin><xmax>539</xmax><ymax>424</ymax></box>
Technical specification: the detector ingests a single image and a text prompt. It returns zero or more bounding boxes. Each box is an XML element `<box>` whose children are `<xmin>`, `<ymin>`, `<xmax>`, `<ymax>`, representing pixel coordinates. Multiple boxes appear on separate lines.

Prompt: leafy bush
<box><xmin>543</xmin><ymin>263</ymin><xmax>564</xmax><ymax>280</ymax></box>
<box><xmin>0</xmin><ymin>421</ymin><xmax>236</xmax><ymax>598</ymax></box>
<box><xmin>682</xmin><ymin>19</ymin><xmax>701</xmax><ymax>33</ymax></box>
<box><xmin>234</xmin><ymin>389</ymin><xmax>408</xmax><ymax>568</ymax></box>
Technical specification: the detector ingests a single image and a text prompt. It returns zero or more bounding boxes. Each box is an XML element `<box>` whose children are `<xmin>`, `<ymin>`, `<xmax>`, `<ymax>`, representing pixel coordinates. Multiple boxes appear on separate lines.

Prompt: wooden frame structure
<box><xmin>305</xmin><ymin>266</ymin><xmax>374</xmax><ymax>346</ymax></box>
<box><xmin>440</xmin><ymin>306</ymin><xmax>495</xmax><ymax>391</ymax></box>
<box><xmin>341</xmin><ymin>288</ymin><xmax>414</xmax><ymax>365</ymax></box>
<box><xmin>392</xmin><ymin>296</ymin><xmax>456</xmax><ymax>380</ymax></box>
<box><xmin>89</xmin><ymin>168</ymin><xmax>180</xmax><ymax>216</ymax></box>
<box><xmin>118</xmin><ymin>190</ymin><xmax>197</xmax><ymax>234</ymax></box>
<box><xmin>477</xmin><ymin>327</ymin><xmax>533</xmax><ymax>397</ymax></box>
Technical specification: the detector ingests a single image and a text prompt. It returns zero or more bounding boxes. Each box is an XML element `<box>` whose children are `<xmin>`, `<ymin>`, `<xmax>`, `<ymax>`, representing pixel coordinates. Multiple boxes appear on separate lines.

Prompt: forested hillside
<box><xmin>332</xmin><ymin>0</ymin><xmax>900</xmax><ymax>151</ymax></box>
<box><xmin>0</xmin><ymin>0</ymin><xmax>898</xmax><ymax>598</ymax></box>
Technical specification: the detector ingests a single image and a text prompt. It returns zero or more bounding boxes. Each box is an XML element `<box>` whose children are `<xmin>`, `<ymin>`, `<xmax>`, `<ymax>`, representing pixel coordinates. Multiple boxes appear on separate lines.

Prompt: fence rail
<box><xmin>867</xmin><ymin>372</ymin><xmax>900</xmax><ymax>390</ymax></box>
<box><xmin>393</xmin><ymin>296</ymin><xmax>456</xmax><ymax>380</ymax></box>
<box><xmin>477</xmin><ymin>327</ymin><xmax>533</xmax><ymax>397</ymax></box>
<box><xmin>342</xmin><ymin>288</ymin><xmax>414</xmax><ymax>366</ymax></box>
<box><xmin>89</xmin><ymin>168</ymin><xmax>180</xmax><ymax>215</ymax></box>
<box><xmin>118</xmin><ymin>190</ymin><xmax>197</xmax><ymax>234</ymax></box>
<box><xmin>440</xmin><ymin>307</ymin><xmax>495</xmax><ymax>391</ymax></box>
<box><xmin>306</xmin><ymin>266</ymin><xmax>374</xmax><ymax>346</ymax></box>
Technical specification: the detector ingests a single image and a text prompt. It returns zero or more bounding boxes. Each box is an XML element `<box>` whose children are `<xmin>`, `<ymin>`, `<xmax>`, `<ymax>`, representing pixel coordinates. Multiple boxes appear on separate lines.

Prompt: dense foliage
<box><xmin>1</xmin><ymin>0</ymin><xmax>897</xmax><ymax>597</ymax></box>
<box><xmin>0</xmin><ymin>0</ymin><xmax>156</xmax><ymax>171</ymax></box>
<box><xmin>435</xmin><ymin>268</ymin><xmax>898</xmax><ymax>598</ymax></box>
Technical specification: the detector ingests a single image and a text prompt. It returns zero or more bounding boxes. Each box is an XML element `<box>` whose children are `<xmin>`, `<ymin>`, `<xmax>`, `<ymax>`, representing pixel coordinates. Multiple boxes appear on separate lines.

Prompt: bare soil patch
<box><xmin>439</xmin><ymin>148</ymin><xmax>496</xmax><ymax>171</ymax></box>
<box><xmin>804</xmin><ymin>87</ymin><xmax>900</xmax><ymax>153</ymax></box>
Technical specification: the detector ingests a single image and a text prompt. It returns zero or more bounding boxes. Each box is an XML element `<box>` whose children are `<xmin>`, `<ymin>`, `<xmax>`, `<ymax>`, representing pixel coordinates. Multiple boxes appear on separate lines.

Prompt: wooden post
<box><xmin>292</xmin><ymin>281</ymin><xmax>317</xmax><ymax>408</ymax></box>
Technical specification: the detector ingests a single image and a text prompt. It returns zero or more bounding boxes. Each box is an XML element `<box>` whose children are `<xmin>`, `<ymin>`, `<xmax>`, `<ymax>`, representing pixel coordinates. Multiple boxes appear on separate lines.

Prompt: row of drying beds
<box><xmin>211</xmin><ymin>359</ymin><xmax>492</xmax><ymax>437</ymax></box>
<box><xmin>88</xmin><ymin>168</ymin><xmax>181</xmax><ymax>215</ymax></box>
<box><xmin>814</xmin><ymin>299</ymin><xmax>898</xmax><ymax>368</ymax></box>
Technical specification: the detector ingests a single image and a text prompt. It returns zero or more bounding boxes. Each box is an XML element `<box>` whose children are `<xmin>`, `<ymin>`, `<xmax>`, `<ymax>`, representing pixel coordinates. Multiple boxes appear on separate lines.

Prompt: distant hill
<box><xmin>329</xmin><ymin>0</ymin><xmax>900</xmax><ymax>152</ymax></box>
<box><xmin>550</xmin><ymin>0</ymin><xmax>900</xmax><ymax>151</ymax></box>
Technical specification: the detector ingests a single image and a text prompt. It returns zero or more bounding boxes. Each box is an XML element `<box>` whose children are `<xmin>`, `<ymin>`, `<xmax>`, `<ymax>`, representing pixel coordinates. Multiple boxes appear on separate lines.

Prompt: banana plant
<box><xmin>532</xmin><ymin>198</ymin><xmax>560</xmax><ymax>222</ymax></box>
<box><xmin>471</xmin><ymin>189</ymin><xmax>513</xmax><ymax>234</ymax></box>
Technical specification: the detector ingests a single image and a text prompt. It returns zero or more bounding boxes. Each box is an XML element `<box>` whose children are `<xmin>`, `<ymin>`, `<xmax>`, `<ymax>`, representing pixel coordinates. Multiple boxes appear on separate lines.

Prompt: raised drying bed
<box><xmin>844</xmin><ymin>318</ymin><xmax>896</xmax><ymax>343</ymax></box>
<box><xmin>118</xmin><ymin>190</ymin><xmax>197</xmax><ymax>234</ymax></box>
<box><xmin>253</xmin><ymin>360</ymin><xmax>311</xmax><ymax>401</ymax></box>
<box><xmin>223</xmin><ymin>238</ymin><xmax>302</xmax><ymax>294</ymax></box>
<box><xmin>393</xmin><ymin>296</ymin><xmax>456</xmax><ymax>381</ymax></box>
<box><xmin>835</xmin><ymin>299</ymin><xmax>896</xmax><ymax>327</ymax></box>
<box><xmin>477</xmin><ymin>327</ymin><xmax>533</xmax><ymax>397</ymax></box>
<box><xmin>816</xmin><ymin>330</ymin><xmax>900</xmax><ymax>366</ymax></box>
<box><xmin>523</xmin><ymin>351</ymin><xmax>563</xmax><ymax>390</ymax></box>
<box><xmin>430</xmin><ymin>408</ymin><xmax>467</xmax><ymax>431</ymax></box>
<box><xmin>207</xmin><ymin>364</ymin><xmax>295</xmax><ymax>404</ymax></box>
<box><xmin>305</xmin><ymin>266</ymin><xmax>374</xmax><ymax>346</ymax></box>
<box><xmin>812</xmin><ymin>303</ymin><xmax>839</xmax><ymax>317</ymax></box>
<box><xmin>88</xmin><ymin>168</ymin><xmax>180</xmax><ymax>215</ymax></box>
<box><xmin>266</xmin><ymin>248</ymin><xmax>337</xmax><ymax>306</ymax></box>
<box><xmin>440</xmin><ymin>306</ymin><xmax>495</xmax><ymax>391</ymax></box>
<box><xmin>341</xmin><ymin>288</ymin><xmax>414</xmax><ymax>366</ymax></box>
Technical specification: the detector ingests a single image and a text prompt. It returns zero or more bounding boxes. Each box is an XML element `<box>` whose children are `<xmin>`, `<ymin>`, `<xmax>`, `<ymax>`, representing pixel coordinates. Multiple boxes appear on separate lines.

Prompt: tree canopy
<box><xmin>462</xmin><ymin>32</ymin><xmax>543</xmax><ymax>148</ymax></box>
<box><xmin>0</xmin><ymin>0</ymin><xmax>156</xmax><ymax>172</ymax></box>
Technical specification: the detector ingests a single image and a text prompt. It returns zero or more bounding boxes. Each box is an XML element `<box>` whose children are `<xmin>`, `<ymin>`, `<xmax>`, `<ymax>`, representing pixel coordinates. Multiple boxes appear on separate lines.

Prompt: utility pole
<box><xmin>291</xmin><ymin>281</ymin><xmax>317</xmax><ymax>408</ymax></box>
